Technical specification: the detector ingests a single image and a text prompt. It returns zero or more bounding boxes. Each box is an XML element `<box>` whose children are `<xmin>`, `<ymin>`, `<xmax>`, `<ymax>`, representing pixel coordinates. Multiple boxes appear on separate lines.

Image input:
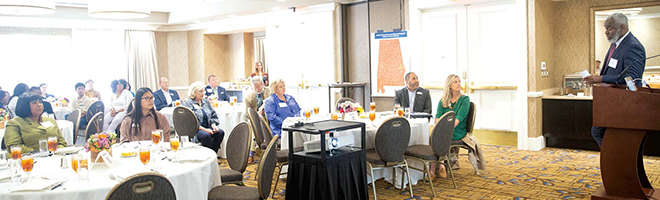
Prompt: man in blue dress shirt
<box><xmin>153</xmin><ymin>77</ymin><xmax>180</xmax><ymax>111</ymax></box>
<box><xmin>204</xmin><ymin>75</ymin><xmax>230</xmax><ymax>102</ymax></box>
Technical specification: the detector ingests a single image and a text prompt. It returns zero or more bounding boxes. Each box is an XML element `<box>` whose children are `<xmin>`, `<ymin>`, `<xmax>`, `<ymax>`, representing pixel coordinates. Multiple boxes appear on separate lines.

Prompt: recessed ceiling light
<box><xmin>229</xmin><ymin>14</ymin><xmax>237</xmax><ymax>18</ymax></box>
<box><xmin>272</xmin><ymin>7</ymin><xmax>281</xmax><ymax>11</ymax></box>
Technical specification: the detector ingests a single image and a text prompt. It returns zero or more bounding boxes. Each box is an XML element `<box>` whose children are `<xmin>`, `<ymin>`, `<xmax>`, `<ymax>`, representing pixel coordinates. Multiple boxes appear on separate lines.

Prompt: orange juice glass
<box><xmin>10</xmin><ymin>146</ymin><xmax>21</xmax><ymax>160</ymax></box>
<box><xmin>397</xmin><ymin>109</ymin><xmax>404</xmax><ymax>117</ymax></box>
<box><xmin>230</xmin><ymin>101</ymin><xmax>235</xmax><ymax>106</ymax></box>
<box><xmin>304</xmin><ymin>110</ymin><xmax>311</xmax><ymax>120</ymax></box>
<box><xmin>79</xmin><ymin>159</ymin><xmax>88</xmax><ymax>170</ymax></box>
<box><xmin>370</xmin><ymin>102</ymin><xmax>376</xmax><ymax>111</ymax></box>
<box><xmin>47</xmin><ymin>137</ymin><xmax>58</xmax><ymax>152</ymax></box>
<box><xmin>331</xmin><ymin>112</ymin><xmax>338</xmax><ymax>120</ymax></box>
<box><xmin>139</xmin><ymin>148</ymin><xmax>150</xmax><ymax>165</ymax></box>
<box><xmin>151</xmin><ymin>130</ymin><xmax>162</xmax><ymax>144</ymax></box>
<box><xmin>170</xmin><ymin>136</ymin><xmax>180</xmax><ymax>152</ymax></box>
<box><xmin>71</xmin><ymin>154</ymin><xmax>80</xmax><ymax>173</ymax></box>
<box><xmin>369</xmin><ymin>111</ymin><xmax>376</xmax><ymax>122</ymax></box>
<box><xmin>21</xmin><ymin>155</ymin><xmax>33</xmax><ymax>174</ymax></box>
<box><xmin>313</xmin><ymin>106</ymin><xmax>319</xmax><ymax>115</ymax></box>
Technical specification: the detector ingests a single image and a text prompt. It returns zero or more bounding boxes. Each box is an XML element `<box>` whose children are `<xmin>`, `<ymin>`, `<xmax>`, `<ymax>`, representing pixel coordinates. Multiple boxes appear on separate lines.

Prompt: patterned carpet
<box><xmin>219</xmin><ymin>145</ymin><xmax>660</xmax><ymax>199</ymax></box>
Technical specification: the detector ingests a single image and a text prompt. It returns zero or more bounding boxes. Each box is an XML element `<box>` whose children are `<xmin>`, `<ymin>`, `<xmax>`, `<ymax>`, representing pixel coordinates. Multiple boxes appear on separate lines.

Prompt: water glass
<box><xmin>0</xmin><ymin>152</ymin><xmax>8</xmax><ymax>169</ymax></box>
<box><xmin>39</xmin><ymin>139</ymin><xmax>48</xmax><ymax>153</ymax></box>
<box><xmin>404</xmin><ymin>107</ymin><xmax>411</xmax><ymax>118</ymax></box>
<box><xmin>180</xmin><ymin>135</ymin><xmax>189</xmax><ymax>149</ymax></box>
<box><xmin>10</xmin><ymin>160</ymin><xmax>21</xmax><ymax>183</ymax></box>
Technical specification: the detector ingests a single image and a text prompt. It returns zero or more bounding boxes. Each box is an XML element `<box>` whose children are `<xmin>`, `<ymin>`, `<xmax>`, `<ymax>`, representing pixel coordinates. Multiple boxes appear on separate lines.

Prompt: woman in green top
<box><xmin>428</xmin><ymin>74</ymin><xmax>471</xmax><ymax>180</ymax></box>
<box><xmin>4</xmin><ymin>92</ymin><xmax>67</xmax><ymax>153</ymax></box>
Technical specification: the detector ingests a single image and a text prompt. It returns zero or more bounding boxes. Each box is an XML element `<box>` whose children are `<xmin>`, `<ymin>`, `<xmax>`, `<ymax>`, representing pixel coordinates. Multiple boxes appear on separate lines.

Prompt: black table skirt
<box><xmin>285</xmin><ymin>148</ymin><xmax>368</xmax><ymax>200</ymax></box>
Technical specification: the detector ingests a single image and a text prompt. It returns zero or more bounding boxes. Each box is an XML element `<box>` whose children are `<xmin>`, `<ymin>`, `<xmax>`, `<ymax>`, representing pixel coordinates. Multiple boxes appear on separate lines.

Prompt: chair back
<box><xmin>226</xmin><ymin>122</ymin><xmax>251</xmax><ymax>173</ymax></box>
<box><xmin>465</xmin><ymin>102</ymin><xmax>476</xmax><ymax>134</ymax></box>
<box><xmin>335</xmin><ymin>97</ymin><xmax>355</xmax><ymax>110</ymax></box>
<box><xmin>374</xmin><ymin>117</ymin><xmax>411</xmax><ymax>164</ymax></box>
<box><xmin>247</xmin><ymin>108</ymin><xmax>265</xmax><ymax>148</ymax></box>
<box><xmin>431</xmin><ymin>111</ymin><xmax>456</xmax><ymax>157</ymax></box>
<box><xmin>260</xmin><ymin>116</ymin><xmax>273</xmax><ymax>143</ymax></box>
<box><xmin>85</xmin><ymin>112</ymin><xmax>104</xmax><ymax>139</ymax></box>
<box><xmin>172</xmin><ymin>106</ymin><xmax>199</xmax><ymax>139</ymax></box>
<box><xmin>105</xmin><ymin>172</ymin><xmax>176</xmax><ymax>200</ymax></box>
<box><xmin>126</xmin><ymin>99</ymin><xmax>135</xmax><ymax>114</ymax></box>
<box><xmin>257</xmin><ymin>135</ymin><xmax>279</xmax><ymax>199</ymax></box>
<box><xmin>66</xmin><ymin>109</ymin><xmax>81</xmax><ymax>144</ymax></box>
<box><xmin>87</xmin><ymin>101</ymin><xmax>104</xmax><ymax>122</ymax></box>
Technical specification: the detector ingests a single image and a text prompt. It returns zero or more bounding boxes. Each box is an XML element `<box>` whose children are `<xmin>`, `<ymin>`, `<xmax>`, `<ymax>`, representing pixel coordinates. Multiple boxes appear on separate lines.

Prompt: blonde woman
<box><xmin>428</xmin><ymin>74</ymin><xmax>471</xmax><ymax>180</ymax></box>
<box><xmin>263</xmin><ymin>79</ymin><xmax>301</xmax><ymax>137</ymax></box>
<box><xmin>183</xmin><ymin>81</ymin><xmax>225</xmax><ymax>153</ymax></box>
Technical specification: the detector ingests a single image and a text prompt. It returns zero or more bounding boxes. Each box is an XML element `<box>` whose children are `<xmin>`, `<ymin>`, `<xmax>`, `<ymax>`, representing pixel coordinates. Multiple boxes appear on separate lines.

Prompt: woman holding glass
<box><xmin>264</xmin><ymin>79</ymin><xmax>301</xmax><ymax>137</ymax></box>
<box><xmin>183</xmin><ymin>82</ymin><xmax>225</xmax><ymax>153</ymax></box>
<box><xmin>104</xmin><ymin>79</ymin><xmax>134</xmax><ymax>131</ymax></box>
<box><xmin>119</xmin><ymin>88</ymin><xmax>171</xmax><ymax>142</ymax></box>
<box><xmin>4</xmin><ymin>92</ymin><xmax>66</xmax><ymax>153</ymax></box>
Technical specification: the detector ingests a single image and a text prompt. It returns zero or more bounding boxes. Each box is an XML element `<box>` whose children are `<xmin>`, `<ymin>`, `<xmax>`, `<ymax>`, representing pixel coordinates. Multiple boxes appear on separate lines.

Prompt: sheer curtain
<box><xmin>72</xmin><ymin>28</ymin><xmax>126</xmax><ymax>99</ymax></box>
<box><xmin>125</xmin><ymin>30</ymin><xmax>159</xmax><ymax>91</ymax></box>
<box><xmin>254</xmin><ymin>37</ymin><xmax>267</xmax><ymax>72</ymax></box>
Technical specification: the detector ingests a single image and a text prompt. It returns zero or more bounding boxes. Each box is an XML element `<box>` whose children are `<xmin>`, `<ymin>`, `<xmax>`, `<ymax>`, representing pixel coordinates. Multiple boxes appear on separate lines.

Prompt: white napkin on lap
<box><xmin>10</xmin><ymin>180</ymin><xmax>63</xmax><ymax>192</ymax></box>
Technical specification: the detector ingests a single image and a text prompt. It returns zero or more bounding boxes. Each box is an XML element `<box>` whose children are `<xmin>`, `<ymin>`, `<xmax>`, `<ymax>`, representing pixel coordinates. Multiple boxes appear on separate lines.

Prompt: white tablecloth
<box><xmin>0</xmin><ymin>120</ymin><xmax>75</xmax><ymax>148</ymax></box>
<box><xmin>52</xmin><ymin>107</ymin><xmax>72</xmax><ymax>121</ymax></box>
<box><xmin>281</xmin><ymin>112</ymin><xmax>431</xmax><ymax>188</ymax></box>
<box><xmin>160</xmin><ymin>104</ymin><xmax>247</xmax><ymax>158</ymax></box>
<box><xmin>0</xmin><ymin>142</ymin><xmax>222</xmax><ymax>200</ymax></box>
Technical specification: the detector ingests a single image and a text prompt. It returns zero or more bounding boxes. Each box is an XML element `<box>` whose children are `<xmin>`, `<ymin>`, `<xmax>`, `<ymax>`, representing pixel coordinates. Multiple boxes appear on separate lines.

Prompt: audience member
<box><xmin>243</xmin><ymin>76</ymin><xmax>271</xmax><ymax>163</ymax></box>
<box><xmin>153</xmin><ymin>77</ymin><xmax>180</xmax><ymax>111</ymax></box>
<box><xmin>264</xmin><ymin>79</ymin><xmax>301</xmax><ymax>137</ymax></box>
<box><xmin>29</xmin><ymin>87</ymin><xmax>54</xmax><ymax>116</ymax></box>
<box><xmin>84</xmin><ymin>79</ymin><xmax>102</xmax><ymax>101</ymax></box>
<box><xmin>123</xmin><ymin>80</ymin><xmax>135</xmax><ymax>97</ymax></box>
<box><xmin>0</xmin><ymin>90</ymin><xmax>9</xmax><ymax>113</ymax></box>
<box><xmin>204</xmin><ymin>75</ymin><xmax>230</xmax><ymax>101</ymax></box>
<box><xmin>120</xmin><ymin>87</ymin><xmax>170</xmax><ymax>142</ymax></box>
<box><xmin>4</xmin><ymin>92</ymin><xmax>66</xmax><ymax>152</ymax></box>
<box><xmin>393</xmin><ymin>71</ymin><xmax>433</xmax><ymax>114</ymax></box>
<box><xmin>7</xmin><ymin>83</ymin><xmax>29</xmax><ymax>118</ymax></box>
<box><xmin>184</xmin><ymin>81</ymin><xmax>225</xmax><ymax>153</ymax></box>
<box><xmin>39</xmin><ymin>83</ymin><xmax>55</xmax><ymax>100</ymax></box>
<box><xmin>71</xmin><ymin>82</ymin><xmax>92</xmax><ymax>129</ymax></box>
<box><xmin>103</xmin><ymin>79</ymin><xmax>134</xmax><ymax>131</ymax></box>
<box><xmin>250</xmin><ymin>61</ymin><xmax>269</xmax><ymax>86</ymax></box>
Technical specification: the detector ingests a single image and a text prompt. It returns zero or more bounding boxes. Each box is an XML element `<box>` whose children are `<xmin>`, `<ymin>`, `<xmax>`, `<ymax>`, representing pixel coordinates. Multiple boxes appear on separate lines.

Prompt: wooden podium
<box><xmin>591</xmin><ymin>86</ymin><xmax>660</xmax><ymax>200</ymax></box>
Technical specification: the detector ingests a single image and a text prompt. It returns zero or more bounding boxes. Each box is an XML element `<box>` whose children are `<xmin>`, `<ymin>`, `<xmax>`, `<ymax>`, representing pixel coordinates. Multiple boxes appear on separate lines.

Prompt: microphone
<box><xmin>616</xmin><ymin>53</ymin><xmax>660</xmax><ymax>81</ymax></box>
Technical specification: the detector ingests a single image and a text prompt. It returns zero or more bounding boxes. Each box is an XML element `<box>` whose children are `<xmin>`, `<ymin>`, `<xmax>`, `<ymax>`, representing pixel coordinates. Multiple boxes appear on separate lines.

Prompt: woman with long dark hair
<box><xmin>103</xmin><ymin>79</ymin><xmax>134</xmax><ymax>131</ymax></box>
<box><xmin>119</xmin><ymin>88</ymin><xmax>170</xmax><ymax>142</ymax></box>
<box><xmin>7</xmin><ymin>83</ymin><xmax>29</xmax><ymax>118</ymax></box>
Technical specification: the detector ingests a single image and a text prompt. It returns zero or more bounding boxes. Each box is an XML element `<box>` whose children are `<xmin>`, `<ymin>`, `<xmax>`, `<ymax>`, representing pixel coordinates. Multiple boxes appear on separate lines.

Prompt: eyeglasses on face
<box><xmin>142</xmin><ymin>96</ymin><xmax>155</xmax><ymax>101</ymax></box>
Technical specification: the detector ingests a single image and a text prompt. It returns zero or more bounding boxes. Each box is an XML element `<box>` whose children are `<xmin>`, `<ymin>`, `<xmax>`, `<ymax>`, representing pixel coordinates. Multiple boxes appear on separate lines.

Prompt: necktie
<box><xmin>602</xmin><ymin>43</ymin><xmax>617</xmax><ymax>74</ymax></box>
<box><xmin>256</xmin><ymin>93</ymin><xmax>263</xmax><ymax>109</ymax></box>
<box><xmin>213</xmin><ymin>88</ymin><xmax>218</xmax><ymax>97</ymax></box>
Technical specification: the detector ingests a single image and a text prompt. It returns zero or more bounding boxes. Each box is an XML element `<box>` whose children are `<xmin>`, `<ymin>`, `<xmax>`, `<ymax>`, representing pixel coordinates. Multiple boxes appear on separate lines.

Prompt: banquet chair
<box><xmin>259</xmin><ymin>115</ymin><xmax>303</xmax><ymax>197</ymax></box>
<box><xmin>404</xmin><ymin>111</ymin><xmax>457</xmax><ymax>197</ymax></box>
<box><xmin>247</xmin><ymin>108</ymin><xmax>267</xmax><ymax>152</ymax></box>
<box><xmin>105</xmin><ymin>172</ymin><xmax>176</xmax><ymax>200</ymax></box>
<box><xmin>220</xmin><ymin>122</ymin><xmax>251</xmax><ymax>185</ymax></box>
<box><xmin>86</xmin><ymin>101</ymin><xmax>104</xmax><ymax>122</ymax></box>
<box><xmin>366</xmin><ymin>117</ymin><xmax>414</xmax><ymax>200</ymax></box>
<box><xmin>85</xmin><ymin>112</ymin><xmax>104</xmax><ymax>139</ymax></box>
<box><xmin>335</xmin><ymin>97</ymin><xmax>355</xmax><ymax>109</ymax></box>
<box><xmin>259</xmin><ymin>116</ymin><xmax>273</xmax><ymax>148</ymax></box>
<box><xmin>208</xmin><ymin>135</ymin><xmax>279</xmax><ymax>200</ymax></box>
<box><xmin>449</xmin><ymin>102</ymin><xmax>482</xmax><ymax>174</ymax></box>
<box><xmin>66</xmin><ymin>109</ymin><xmax>81</xmax><ymax>145</ymax></box>
<box><xmin>172</xmin><ymin>106</ymin><xmax>199</xmax><ymax>142</ymax></box>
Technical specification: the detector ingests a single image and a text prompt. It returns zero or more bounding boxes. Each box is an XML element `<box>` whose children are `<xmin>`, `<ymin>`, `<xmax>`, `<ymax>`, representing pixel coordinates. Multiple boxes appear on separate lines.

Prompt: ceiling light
<box><xmin>88</xmin><ymin>0</ymin><xmax>150</xmax><ymax>20</ymax></box>
<box><xmin>272</xmin><ymin>7</ymin><xmax>281</xmax><ymax>11</ymax></box>
<box><xmin>0</xmin><ymin>0</ymin><xmax>56</xmax><ymax>16</ymax></box>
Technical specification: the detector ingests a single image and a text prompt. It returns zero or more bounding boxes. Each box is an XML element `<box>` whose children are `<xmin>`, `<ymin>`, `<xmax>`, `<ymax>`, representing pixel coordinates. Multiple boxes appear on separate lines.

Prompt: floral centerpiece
<box><xmin>57</xmin><ymin>97</ymin><xmax>70</xmax><ymax>107</ymax></box>
<box><xmin>336</xmin><ymin>101</ymin><xmax>363</xmax><ymax>120</ymax></box>
<box><xmin>84</xmin><ymin>131</ymin><xmax>118</xmax><ymax>162</ymax></box>
<box><xmin>0</xmin><ymin>109</ymin><xmax>7</xmax><ymax>129</ymax></box>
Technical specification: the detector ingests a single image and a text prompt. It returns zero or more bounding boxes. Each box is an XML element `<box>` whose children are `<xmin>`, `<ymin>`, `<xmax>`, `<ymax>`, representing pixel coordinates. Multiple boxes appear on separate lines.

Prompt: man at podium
<box><xmin>583</xmin><ymin>13</ymin><xmax>646</xmax><ymax>147</ymax></box>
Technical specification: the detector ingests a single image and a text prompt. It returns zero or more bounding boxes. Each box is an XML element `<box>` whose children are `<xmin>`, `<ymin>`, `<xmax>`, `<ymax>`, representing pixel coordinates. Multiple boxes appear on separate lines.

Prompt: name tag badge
<box><xmin>170</xmin><ymin>93</ymin><xmax>174</xmax><ymax>96</ymax></box>
<box><xmin>193</xmin><ymin>104</ymin><xmax>201</xmax><ymax>110</ymax></box>
<box><xmin>206</xmin><ymin>89</ymin><xmax>213</xmax><ymax>93</ymax></box>
<box><xmin>417</xmin><ymin>92</ymin><xmax>423</xmax><ymax>95</ymax></box>
<box><xmin>278</xmin><ymin>103</ymin><xmax>288</xmax><ymax>107</ymax></box>
<box><xmin>609</xmin><ymin>58</ymin><xmax>618</xmax><ymax>69</ymax></box>
<box><xmin>41</xmin><ymin>121</ymin><xmax>54</xmax><ymax>128</ymax></box>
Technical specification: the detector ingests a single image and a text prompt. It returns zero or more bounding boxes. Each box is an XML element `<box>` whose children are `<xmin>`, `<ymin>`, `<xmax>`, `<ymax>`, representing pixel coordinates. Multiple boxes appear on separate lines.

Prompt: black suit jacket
<box><xmin>153</xmin><ymin>89</ymin><xmax>180</xmax><ymax>111</ymax></box>
<box><xmin>393</xmin><ymin>87</ymin><xmax>432</xmax><ymax>114</ymax></box>
<box><xmin>600</xmin><ymin>32</ymin><xmax>646</xmax><ymax>85</ymax></box>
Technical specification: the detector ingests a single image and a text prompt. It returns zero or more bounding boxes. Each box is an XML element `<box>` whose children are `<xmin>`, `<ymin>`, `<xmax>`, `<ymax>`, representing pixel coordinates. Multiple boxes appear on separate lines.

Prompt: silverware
<box><xmin>50</xmin><ymin>183</ymin><xmax>63</xmax><ymax>190</ymax></box>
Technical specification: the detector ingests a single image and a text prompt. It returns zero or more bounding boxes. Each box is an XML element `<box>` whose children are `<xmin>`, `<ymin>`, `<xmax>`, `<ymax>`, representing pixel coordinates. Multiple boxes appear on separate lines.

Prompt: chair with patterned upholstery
<box><xmin>208</xmin><ymin>135</ymin><xmax>279</xmax><ymax>200</ymax></box>
<box><xmin>66</xmin><ymin>109</ymin><xmax>81</xmax><ymax>145</ymax></box>
<box><xmin>86</xmin><ymin>101</ymin><xmax>104</xmax><ymax>122</ymax></box>
<box><xmin>404</xmin><ymin>111</ymin><xmax>457</xmax><ymax>197</ymax></box>
<box><xmin>220</xmin><ymin>122</ymin><xmax>251</xmax><ymax>185</ymax></box>
<box><xmin>85</xmin><ymin>112</ymin><xmax>104</xmax><ymax>139</ymax></box>
<box><xmin>366</xmin><ymin>117</ymin><xmax>414</xmax><ymax>200</ymax></box>
<box><xmin>105</xmin><ymin>172</ymin><xmax>176</xmax><ymax>200</ymax></box>
<box><xmin>172</xmin><ymin>106</ymin><xmax>199</xmax><ymax>142</ymax></box>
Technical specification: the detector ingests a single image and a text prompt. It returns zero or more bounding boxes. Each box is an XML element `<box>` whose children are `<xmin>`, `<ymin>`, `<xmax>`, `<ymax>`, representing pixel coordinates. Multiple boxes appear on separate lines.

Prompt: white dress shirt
<box><xmin>163</xmin><ymin>89</ymin><xmax>173</xmax><ymax>106</ymax></box>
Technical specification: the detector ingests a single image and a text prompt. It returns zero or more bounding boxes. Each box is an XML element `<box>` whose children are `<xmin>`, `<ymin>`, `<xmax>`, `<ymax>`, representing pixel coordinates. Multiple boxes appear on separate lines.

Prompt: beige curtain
<box><xmin>254</xmin><ymin>37</ymin><xmax>267</xmax><ymax>72</ymax></box>
<box><xmin>125</xmin><ymin>30</ymin><xmax>159</xmax><ymax>91</ymax></box>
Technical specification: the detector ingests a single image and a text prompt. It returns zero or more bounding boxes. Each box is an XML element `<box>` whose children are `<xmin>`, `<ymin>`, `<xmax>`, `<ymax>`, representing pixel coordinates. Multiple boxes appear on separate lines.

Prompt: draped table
<box><xmin>51</xmin><ymin>107</ymin><xmax>72</xmax><ymax>121</ymax></box>
<box><xmin>0</xmin><ymin>120</ymin><xmax>74</xmax><ymax>148</ymax></box>
<box><xmin>160</xmin><ymin>104</ymin><xmax>247</xmax><ymax>158</ymax></box>
<box><xmin>282</xmin><ymin>113</ymin><xmax>431</xmax><ymax>188</ymax></box>
<box><xmin>0</xmin><ymin>141</ymin><xmax>222</xmax><ymax>200</ymax></box>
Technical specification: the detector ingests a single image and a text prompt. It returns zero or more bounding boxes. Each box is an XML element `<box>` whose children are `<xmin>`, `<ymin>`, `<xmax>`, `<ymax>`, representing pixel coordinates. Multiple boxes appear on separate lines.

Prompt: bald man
<box><xmin>153</xmin><ymin>77</ymin><xmax>181</xmax><ymax>111</ymax></box>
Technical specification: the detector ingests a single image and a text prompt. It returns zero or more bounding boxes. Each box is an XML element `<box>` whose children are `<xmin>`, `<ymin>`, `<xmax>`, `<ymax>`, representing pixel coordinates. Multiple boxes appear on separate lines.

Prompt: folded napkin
<box><xmin>10</xmin><ymin>180</ymin><xmax>64</xmax><ymax>192</ymax></box>
<box><xmin>55</xmin><ymin>146</ymin><xmax>82</xmax><ymax>155</ymax></box>
<box><xmin>176</xmin><ymin>153</ymin><xmax>210</xmax><ymax>163</ymax></box>
<box><xmin>0</xmin><ymin>173</ymin><xmax>11</xmax><ymax>182</ymax></box>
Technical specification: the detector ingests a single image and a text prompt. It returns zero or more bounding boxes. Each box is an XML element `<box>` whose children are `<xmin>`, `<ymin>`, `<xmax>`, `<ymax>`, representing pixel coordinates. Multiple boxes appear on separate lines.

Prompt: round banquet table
<box><xmin>0</xmin><ymin>120</ymin><xmax>74</xmax><ymax>148</ymax></box>
<box><xmin>0</xmin><ymin>141</ymin><xmax>222</xmax><ymax>200</ymax></box>
<box><xmin>281</xmin><ymin>112</ymin><xmax>431</xmax><ymax>188</ymax></box>
<box><xmin>159</xmin><ymin>104</ymin><xmax>247</xmax><ymax>158</ymax></box>
<box><xmin>51</xmin><ymin>107</ymin><xmax>72</xmax><ymax>121</ymax></box>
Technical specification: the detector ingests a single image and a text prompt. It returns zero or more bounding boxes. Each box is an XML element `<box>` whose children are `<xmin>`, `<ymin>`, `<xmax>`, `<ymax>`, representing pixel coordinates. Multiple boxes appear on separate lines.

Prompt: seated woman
<box><xmin>0</xmin><ymin>90</ymin><xmax>9</xmax><ymax>114</ymax></box>
<box><xmin>183</xmin><ymin>82</ymin><xmax>225</xmax><ymax>153</ymax></box>
<box><xmin>250</xmin><ymin>61</ymin><xmax>269</xmax><ymax>86</ymax></box>
<box><xmin>7</xmin><ymin>83</ymin><xmax>29</xmax><ymax>118</ymax></box>
<box><xmin>4</xmin><ymin>92</ymin><xmax>66</xmax><ymax>152</ymax></box>
<box><xmin>29</xmin><ymin>87</ymin><xmax>54</xmax><ymax>117</ymax></box>
<box><xmin>104</xmin><ymin>79</ymin><xmax>134</xmax><ymax>131</ymax></box>
<box><xmin>264</xmin><ymin>79</ymin><xmax>301</xmax><ymax>137</ymax></box>
<box><xmin>120</xmin><ymin>88</ymin><xmax>171</xmax><ymax>142</ymax></box>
